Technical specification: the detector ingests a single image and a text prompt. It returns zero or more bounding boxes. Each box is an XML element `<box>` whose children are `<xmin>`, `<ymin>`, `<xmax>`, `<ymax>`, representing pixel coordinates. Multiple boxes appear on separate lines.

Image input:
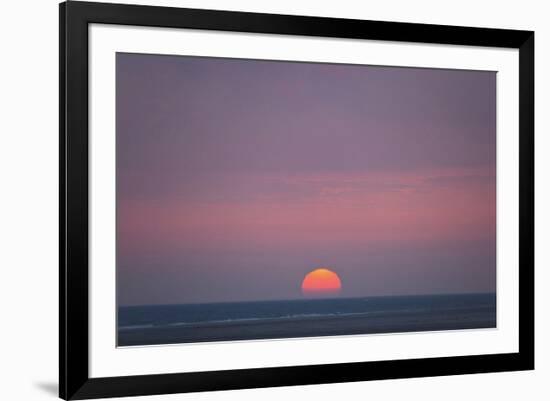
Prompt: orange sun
<box><xmin>301</xmin><ymin>268</ymin><xmax>342</xmax><ymax>296</ymax></box>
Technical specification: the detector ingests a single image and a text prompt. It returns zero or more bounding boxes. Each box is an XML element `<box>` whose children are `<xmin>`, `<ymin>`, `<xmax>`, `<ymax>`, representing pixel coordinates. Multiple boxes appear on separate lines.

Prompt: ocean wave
<box><xmin>118</xmin><ymin>324</ymin><xmax>155</xmax><ymax>331</ymax></box>
<box><xmin>119</xmin><ymin>311</ymin><xmax>382</xmax><ymax>330</ymax></box>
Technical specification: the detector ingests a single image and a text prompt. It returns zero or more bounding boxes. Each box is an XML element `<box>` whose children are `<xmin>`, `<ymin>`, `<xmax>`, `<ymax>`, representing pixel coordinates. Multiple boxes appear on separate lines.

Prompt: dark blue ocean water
<box><xmin>118</xmin><ymin>293</ymin><xmax>496</xmax><ymax>346</ymax></box>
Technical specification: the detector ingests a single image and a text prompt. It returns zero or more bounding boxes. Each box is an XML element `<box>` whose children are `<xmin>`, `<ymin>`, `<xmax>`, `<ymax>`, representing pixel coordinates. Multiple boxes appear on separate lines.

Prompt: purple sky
<box><xmin>116</xmin><ymin>53</ymin><xmax>496</xmax><ymax>306</ymax></box>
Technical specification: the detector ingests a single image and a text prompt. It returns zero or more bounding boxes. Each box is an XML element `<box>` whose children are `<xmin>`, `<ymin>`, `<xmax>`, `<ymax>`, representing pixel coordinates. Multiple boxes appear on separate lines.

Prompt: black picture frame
<box><xmin>59</xmin><ymin>1</ymin><xmax>534</xmax><ymax>399</ymax></box>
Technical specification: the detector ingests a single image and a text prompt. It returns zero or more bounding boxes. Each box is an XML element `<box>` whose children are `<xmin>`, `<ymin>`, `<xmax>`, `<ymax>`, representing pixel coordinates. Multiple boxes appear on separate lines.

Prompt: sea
<box><xmin>117</xmin><ymin>293</ymin><xmax>496</xmax><ymax>346</ymax></box>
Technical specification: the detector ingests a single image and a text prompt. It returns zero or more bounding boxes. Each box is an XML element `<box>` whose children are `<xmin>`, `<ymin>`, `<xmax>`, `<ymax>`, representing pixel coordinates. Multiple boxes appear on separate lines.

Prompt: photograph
<box><xmin>56</xmin><ymin>1</ymin><xmax>535</xmax><ymax>398</ymax></box>
<box><xmin>116</xmin><ymin>52</ymin><xmax>498</xmax><ymax>347</ymax></box>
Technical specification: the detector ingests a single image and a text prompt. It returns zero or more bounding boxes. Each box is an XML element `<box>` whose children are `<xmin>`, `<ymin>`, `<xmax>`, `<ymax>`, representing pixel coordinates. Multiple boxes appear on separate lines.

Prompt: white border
<box><xmin>89</xmin><ymin>24</ymin><xmax>519</xmax><ymax>378</ymax></box>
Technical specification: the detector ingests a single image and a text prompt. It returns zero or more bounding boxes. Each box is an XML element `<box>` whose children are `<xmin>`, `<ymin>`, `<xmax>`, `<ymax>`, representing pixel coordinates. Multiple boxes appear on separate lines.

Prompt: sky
<box><xmin>116</xmin><ymin>52</ymin><xmax>496</xmax><ymax>306</ymax></box>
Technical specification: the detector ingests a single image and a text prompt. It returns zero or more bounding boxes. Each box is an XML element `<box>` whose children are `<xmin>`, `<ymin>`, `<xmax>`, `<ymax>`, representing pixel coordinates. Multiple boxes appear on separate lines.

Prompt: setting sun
<box><xmin>301</xmin><ymin>268</ymin><xmax>342</xmax><ymax>296</ymax></box>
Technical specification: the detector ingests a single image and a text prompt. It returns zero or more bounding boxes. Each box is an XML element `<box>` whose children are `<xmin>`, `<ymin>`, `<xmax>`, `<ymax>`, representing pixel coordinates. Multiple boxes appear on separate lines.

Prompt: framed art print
<box><xmin>59</xmin><ymin>1</ymin><xmax>534</xmax><ymax>399</ymax></box>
